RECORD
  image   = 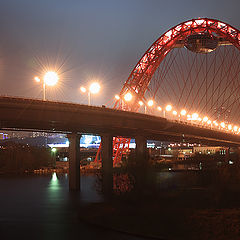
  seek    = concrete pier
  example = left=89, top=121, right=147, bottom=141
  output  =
left=101, top=134, right=113, bottom=194
left=68, top=133, right=81, bottom=191
left=135, top=135, right=148, bottom=164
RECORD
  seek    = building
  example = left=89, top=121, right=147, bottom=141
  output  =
left=0, top=133, right=8, bottom=140
left=193, top=146, right=226, bottom=155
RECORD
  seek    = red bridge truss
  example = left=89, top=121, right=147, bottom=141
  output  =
left=95, top=18, right=240, bottom=166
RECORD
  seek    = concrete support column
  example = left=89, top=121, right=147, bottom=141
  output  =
left=67, top=133, right=81, bottom=191
left=135, top=135, right=148, bottom=164
left=101, top=134, right=113, bottom=194
left=135, top=135, right=148, bottom=198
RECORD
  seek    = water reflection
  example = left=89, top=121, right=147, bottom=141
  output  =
left=113, top=173, right=135, bottom=195
left=49, top=172, right=60, bottom=191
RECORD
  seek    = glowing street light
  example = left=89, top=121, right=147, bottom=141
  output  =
left=164, top=104, right=172, bottom=118
left=228, top=124, right=232, bottom=131
left=192, top=113, right=199, bottom=120
left=51, top=147, right=57, bottom=153
left=80, top=82, right=101, bottom=105
left=34, top=71, right=59, bottom=101
left=124, top=92, right=132, bottom=102
left=180, top=109, right=186, bottom=116
left=80, top=87, right=87, bottom=93
left=138, top=100, right=146, bottom=113
left=147, top=100, right=154, bottom=107
left=203, top=116, right=208, bottom=122
left=233, top=126, right=238, bottom=132
left=89, top=82, right=100, bottom=94
left=166, top=105, right=172, bottom=112
left=157, top=106, right=162, bottom=111
left=115, top=94, right=120, bottom=100
left=34, top=76, right=40, bottom=83
left=213, top=121, right=218, bottom=127
left=44, top=71, right=59, bottom=86
left=172, top=110, right=177, bottom=116
left=220, top=122, right=225, bottom=128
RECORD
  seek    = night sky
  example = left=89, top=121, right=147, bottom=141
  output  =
left=0, top=0, right=239, bottom=106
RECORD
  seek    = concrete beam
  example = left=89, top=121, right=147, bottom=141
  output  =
left=68, top=133, right=81, bottom=191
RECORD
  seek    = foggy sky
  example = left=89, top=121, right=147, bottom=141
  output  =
left=0, top=0, right=239, bottom=106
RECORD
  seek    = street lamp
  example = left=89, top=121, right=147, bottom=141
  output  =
left=164, top=104, right=172, bottom=118
left=220, top=122, right=225, bottom=129
left=80, top=82, right=100, bottom=105
left=192, top=113, right=199, bottom=120
left=172, top=110, right=177, bottom=116
left=147, top=100, right=154, bottom=107
left=34, top=71, right=59, bottom=101
left=180, top=109, right=186, bottom=116
left=124, top=92, right=132, bottom=102
left=115, top=94, right=120, bottom=100
left=203, top=116, right=208, bottom=123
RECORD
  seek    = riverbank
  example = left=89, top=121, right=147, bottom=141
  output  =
left=78, top=191, right=240, bottom=240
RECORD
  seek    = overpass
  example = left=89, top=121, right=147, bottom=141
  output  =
left=1, top=96, right=240, bottom=190
left=1, top=96, right=240, bottom=146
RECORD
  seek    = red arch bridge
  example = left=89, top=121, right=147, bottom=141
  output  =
left=0, top=95, right=240, bottom=190
left=0, top=17, right=239, bottom=190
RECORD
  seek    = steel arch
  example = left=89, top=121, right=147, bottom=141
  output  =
left=116, top=18, right=240, bottom=111
left=96, top=18, right=240, bottom=166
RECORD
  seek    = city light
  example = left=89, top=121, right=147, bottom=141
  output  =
left=220, top=122, right=225, bottom=128
left=147, top=100, right=154, bottom=107
left=51, top=172, right=58, bottom=182
left=80, top=86, right=87, bottom=93
left=34, top=71, right=59, bottom=101
left=89, top=82, right=100, bottom=94
left=94, top=90, right=240, bottom=135
left=166, top=105, right=172, bottom=112
left=172, top=110, right=177, bottom=116
left=34, top=76, right=40, bottom=82
left=80, top=82, right=100, bottom=105
left=233, top=126, right=238, bottom=132
left=44, top=71, right=59, bottom=86
left=192, top=113, right=199, bottom=120
left=203, top=116, right=208, bottom=122
left=51, top=147, right=57, bottom=153
left=180, top=109, right=186, bottom=116
left=80, top=91, right=240, bottom=134
left=124, top=92, right=132, bottom=102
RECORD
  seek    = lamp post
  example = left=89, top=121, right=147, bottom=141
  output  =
left=147, top=99, right=154, bottom=114
left=80, top=82, right=100, bottom=105
left=34, top=71, right=59, bottom=101
left=164, top=104, right=172, bottom=118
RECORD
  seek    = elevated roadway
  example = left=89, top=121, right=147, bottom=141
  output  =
left=0, top=96, right=240, bottom=147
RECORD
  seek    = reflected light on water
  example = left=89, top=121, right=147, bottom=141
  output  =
left=52, top=172, right=58, bottom=182
left=49, top=172, right=60, bottom=191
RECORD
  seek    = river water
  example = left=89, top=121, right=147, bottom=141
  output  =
left=0, top=170, right=227, bottom=240
left=1, top=172, right=164, bottom=240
